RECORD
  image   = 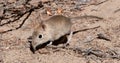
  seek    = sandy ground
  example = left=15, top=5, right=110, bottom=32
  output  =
left=0, top=0, right=120, bottom=63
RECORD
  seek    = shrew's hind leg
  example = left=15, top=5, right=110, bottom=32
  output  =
left=64, top=31, right=73, bottom=46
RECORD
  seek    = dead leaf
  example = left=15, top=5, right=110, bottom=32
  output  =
left=46, top=7, right=52, bottom=15
left=57, top=7, right=63, bottom=15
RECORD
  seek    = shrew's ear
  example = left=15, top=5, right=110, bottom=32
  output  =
left=40, top=21, right=46, bottom=31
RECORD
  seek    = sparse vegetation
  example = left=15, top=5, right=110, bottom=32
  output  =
left=0, top=0, right=120, bottom=63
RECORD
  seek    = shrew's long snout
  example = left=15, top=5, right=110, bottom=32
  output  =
left=30, top=43, right=36, bottom=53
left=27, top=36, right=36, bottom=53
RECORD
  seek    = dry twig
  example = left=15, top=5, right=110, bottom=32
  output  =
left=0, top=2, right=43, bottom=34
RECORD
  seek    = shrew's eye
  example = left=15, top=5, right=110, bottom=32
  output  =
left=38, top=35, right=42, bottom=38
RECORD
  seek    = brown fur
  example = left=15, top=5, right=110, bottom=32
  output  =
left=29, top=15, right=72, bottom=52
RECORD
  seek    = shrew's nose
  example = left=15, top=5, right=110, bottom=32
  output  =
left=27, top=36, right=33, bottom=43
